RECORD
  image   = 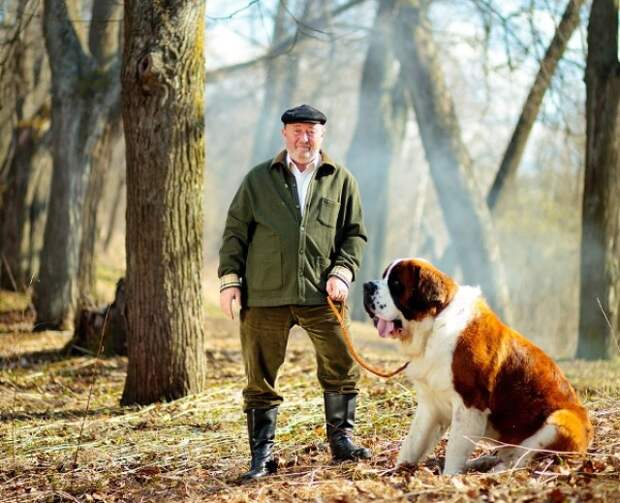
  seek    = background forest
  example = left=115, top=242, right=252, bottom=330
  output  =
left=0, top=0, right=619, bottom=501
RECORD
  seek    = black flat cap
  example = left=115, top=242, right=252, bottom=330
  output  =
left=281, top=104, right=327, bottom=125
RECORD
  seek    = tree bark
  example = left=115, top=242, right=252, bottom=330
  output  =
left=77, top=106, right=122, bottom=309
left=487, top=0, right=586, bottom=211
left=33, top=0, right=120, bottom=330
left=577, top=0, right=620, bottom=360
left=121, top=0, right=207, bottom=404
left=103, top=172, right=126, bottom=252
left=394, top=0, right=511, bottom=321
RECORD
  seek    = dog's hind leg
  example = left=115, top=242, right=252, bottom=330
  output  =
left=397, top=391, right=446, bottom=467
left=443, top=402, right=488, bottom=475
left=493, top=408, right=592, bottom=472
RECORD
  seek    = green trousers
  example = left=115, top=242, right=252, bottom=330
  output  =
left=239, top=304, right=360, bottom=411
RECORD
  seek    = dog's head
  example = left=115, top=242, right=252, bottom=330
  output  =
left=363, top=258, right=457, bottom=339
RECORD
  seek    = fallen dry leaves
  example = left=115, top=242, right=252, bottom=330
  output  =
left=1, top=310, right=619, bottom=502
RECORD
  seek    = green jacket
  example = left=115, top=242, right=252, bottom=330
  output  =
left=218, top=150, right=367, bottom=307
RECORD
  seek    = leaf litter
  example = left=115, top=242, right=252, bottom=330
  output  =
left=0, top=314, right=619, bottom=502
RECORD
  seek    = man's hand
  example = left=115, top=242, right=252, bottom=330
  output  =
left=220, top=287, right=242, bottom=320
left=326, top=276, right=349, bottom=302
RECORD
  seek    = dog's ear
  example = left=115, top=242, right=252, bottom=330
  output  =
left=393, top=263, right=454, bottom=320
left=417, top=267, right=450, bottom=307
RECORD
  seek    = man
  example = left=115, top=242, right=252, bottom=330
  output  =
left=218, top=104, right=369, bottom=482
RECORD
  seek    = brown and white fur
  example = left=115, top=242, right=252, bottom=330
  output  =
left=363, top=258, right=592, bottom=475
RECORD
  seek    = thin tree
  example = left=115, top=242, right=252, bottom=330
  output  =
left=250, top=1, right=289, bottom=164
left=577, top=0, right=620, bottom=360
left=121, top=0, right=207, bottom=404
left=394, top=0, right=511, bottom=321
left=0, top=0, right=50, bottom=291
left=346, top=0, right=406, bottom=318
left=487, top=0, right=586, bottom=212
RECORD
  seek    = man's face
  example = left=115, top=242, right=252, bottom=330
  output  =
left=282, top=122, right=325, bottom=164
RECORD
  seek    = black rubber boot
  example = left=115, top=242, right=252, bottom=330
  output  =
left=238, top=407, right=278, bottom=482
left=324, top=393, right=371, bottom=462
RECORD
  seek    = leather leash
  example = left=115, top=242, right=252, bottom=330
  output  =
left=327, top=297, right=409, bottom=379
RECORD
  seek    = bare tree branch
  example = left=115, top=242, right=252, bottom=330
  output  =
left=206, top=0, right=368, bottom=82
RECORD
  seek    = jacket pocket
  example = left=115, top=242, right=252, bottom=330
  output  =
left=246, top=231, right=282, bottom=291
left=246, top=250, right=282, bottom=290
left=317, top=197, right=340, bottom=227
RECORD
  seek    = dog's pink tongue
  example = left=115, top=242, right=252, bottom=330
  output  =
left=377, top=318, right=395, bottom=338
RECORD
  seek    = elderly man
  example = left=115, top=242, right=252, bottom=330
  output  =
left=218, top=104, right=369, bottom=481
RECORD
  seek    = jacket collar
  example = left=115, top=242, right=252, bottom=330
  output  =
left=270, top=150, right=336, bottom=174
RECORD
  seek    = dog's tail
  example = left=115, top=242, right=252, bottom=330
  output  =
left=545, top=407, right=593, bottom=453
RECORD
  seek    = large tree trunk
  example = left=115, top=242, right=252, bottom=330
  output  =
left=33, top=0, right=120, bottom=330
left=121, top=0, right=207, bottom=405
left=577, top=0, right=620, bottom=360
left=347, top=0, right=405, bottom=319
left=76, top=0, right=123, bottom=310
left=487, top=0, right=586, bottom=212
left=394, top=0, right=511, bottom=321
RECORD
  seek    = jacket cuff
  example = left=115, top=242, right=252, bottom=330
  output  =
left=219, top=273, right=241, bottom=292
left=328, top=266, right=353, bottom=288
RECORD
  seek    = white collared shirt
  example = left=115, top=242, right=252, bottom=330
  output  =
left=286, top=152, right=321, bottom=217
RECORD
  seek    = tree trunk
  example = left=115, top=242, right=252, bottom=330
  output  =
left=0, top=0, right=51, bottom=291
left=577, top=0, right=620, bottom=360
left=33, top=0, right=120, bottom=330
left=71, top=278, right=127, bottom=356
left=77, top=108, right=122, bottom=309
left=76, top=0, right=123, bottom=310
left=394, top=0, right=511, bottom=321
left=0, top=115, right=49, bottom=290
left=250, top=2, right=289, bottom=164
left=347, top=0, right=405, bottom=319
left=103, top=172, right=126, bottom=252
left=121, top=0, right=207, bottom=405
left=487, top=0, right=586, bottom=211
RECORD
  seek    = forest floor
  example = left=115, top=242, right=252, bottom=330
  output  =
left=1, top=289, right=619, bottom=502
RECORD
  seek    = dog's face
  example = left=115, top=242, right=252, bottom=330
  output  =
left=363, top=258, right=457, bottom=338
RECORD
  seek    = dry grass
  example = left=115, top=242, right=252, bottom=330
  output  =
left=1, top=299, right=619, bottom=502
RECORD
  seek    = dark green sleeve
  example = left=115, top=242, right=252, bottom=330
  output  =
left=334, top=175, right=367, bottom=280
left=218, top=177, right=254, bottom=278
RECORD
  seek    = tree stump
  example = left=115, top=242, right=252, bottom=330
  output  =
left=70, top=278, right=127, bottom=356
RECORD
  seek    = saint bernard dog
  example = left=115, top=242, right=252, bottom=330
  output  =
left=363, top=258, right=592, bottom=475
